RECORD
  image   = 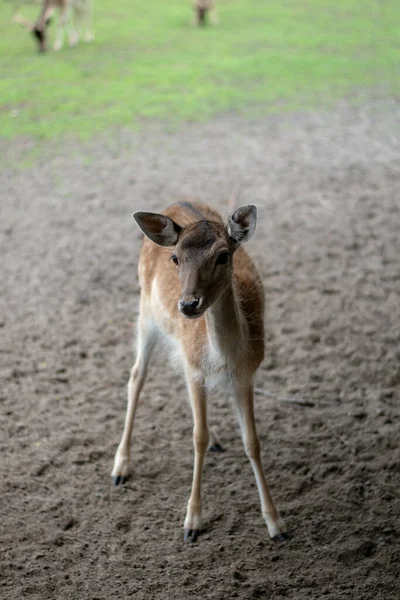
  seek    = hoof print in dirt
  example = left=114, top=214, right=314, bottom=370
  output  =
left=272, top=532, right=290, bottom=543
left=112, top=475, right=127, bottom=486
left=184, top=528, right=200, bottom=543
left=208, top=443, right=225, bottom=453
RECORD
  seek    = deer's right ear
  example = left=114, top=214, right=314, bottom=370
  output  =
left=133, top=212, right=182, bottom=247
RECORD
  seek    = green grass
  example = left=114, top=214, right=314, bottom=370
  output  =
left=0, top=0, right=399, bottom=140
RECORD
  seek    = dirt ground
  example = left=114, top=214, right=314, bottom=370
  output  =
left=1, top=100, right=399, bottom=600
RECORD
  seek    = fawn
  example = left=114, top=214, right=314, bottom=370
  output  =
left=112, top=201, right=287, bottom=543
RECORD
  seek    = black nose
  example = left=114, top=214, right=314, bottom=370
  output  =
left=180, top=298, right=200, bottom=312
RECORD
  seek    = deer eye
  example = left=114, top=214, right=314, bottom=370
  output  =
left=216, top=252, right=229, bottom=265
left=171, top=254, right=179, bottom=266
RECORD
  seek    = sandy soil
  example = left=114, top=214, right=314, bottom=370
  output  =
left=1, top=101, right=399, bottom=599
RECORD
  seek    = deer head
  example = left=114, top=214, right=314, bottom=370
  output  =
left=134, top=206, right=257, bottom=319
left=13, top=13, right=52, bottom=52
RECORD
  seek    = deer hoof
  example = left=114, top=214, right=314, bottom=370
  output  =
left=184, top=528, right=200, bottom=543
left=272, top=531, right=290, bottom=543
left=69, top=33, right=79, bottom=47
left=112, top=475, right=127, bottom=486
left=208, top=442, right=225, bottom=453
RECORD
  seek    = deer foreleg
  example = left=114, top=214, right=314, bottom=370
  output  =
left=112, top=316, right=157, bottom=484
left=233, top=379, right=288, bottom=541
left=184, top=374, right=209, bottom=542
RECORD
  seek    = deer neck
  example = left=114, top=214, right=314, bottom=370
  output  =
left=205, top=283, right=246, bottom=359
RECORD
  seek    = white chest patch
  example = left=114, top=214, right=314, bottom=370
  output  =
left=201, top=341, right=235, bottom=391
left=149, top=278, right=239, bottom=390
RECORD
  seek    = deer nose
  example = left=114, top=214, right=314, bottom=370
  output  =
left=180, top=298, right=200, bottom=311
left=179, top=297, right=202, bottom=317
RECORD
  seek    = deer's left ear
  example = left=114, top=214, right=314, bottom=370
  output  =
left=227, top=205, right=257, bottom=245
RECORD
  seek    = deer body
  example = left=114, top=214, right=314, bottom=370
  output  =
left=193, top=0, right=218, bottom=26
left=140, top=204, right=263, bottom=382
left=112, top=201, right=287, bottom=543
left=12, top=0, right=94, bottom=51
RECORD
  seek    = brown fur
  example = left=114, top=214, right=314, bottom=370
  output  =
left=12, top=0, right=93, bottom=52
left=193, top=0, right=217, bottom=26
left=139, top=201, right=264, bottom=371
left=112, top=201, right=287, bottom=542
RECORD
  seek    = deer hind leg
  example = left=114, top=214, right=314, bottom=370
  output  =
left=83, top=0, right=95, bottom=42
left=233, top=379, right=288, bottom=541
left=184, top=374, right=209, bottom=542
left=209, top=5, right=219, bottom=25
left=53, top=7, right=67, bottom=50
left=66, top=8, right=79, bottom=47
left=111, top=316, right=157, bottom=485
left=74, top=0, right=94, bottom=43
left=53, top=5, right=77, bottom=50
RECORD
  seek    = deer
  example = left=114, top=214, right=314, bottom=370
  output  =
left=193, top=0, right=218, bottom=26
left=11, top=0, right=94, bottom=52
left=111, top=201, right=288, bottom=543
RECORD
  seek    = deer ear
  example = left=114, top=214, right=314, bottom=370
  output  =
left=133, top=212, right=182, bottom=247
left=227, top=205, right=257, bottom=245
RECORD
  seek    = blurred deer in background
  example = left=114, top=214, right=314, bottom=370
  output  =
left=11, top=0, right=94, bottom=52
left=112, top=201, right=288, bottom=544
left=193, top=0, right=218, bottom=26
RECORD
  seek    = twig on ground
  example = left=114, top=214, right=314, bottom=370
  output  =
left=254, top=387, right=315, bottom=407
left=255, top=388, right=340, bottom=407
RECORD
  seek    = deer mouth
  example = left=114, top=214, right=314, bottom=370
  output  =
left=178, top=303, right=207, bottom=319
left=182, top=312, right=203, bottom=320
left=179, top=307, right=205, bottom=319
